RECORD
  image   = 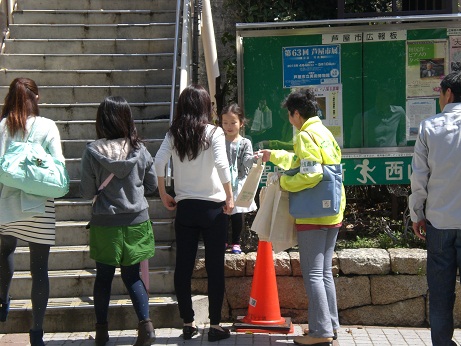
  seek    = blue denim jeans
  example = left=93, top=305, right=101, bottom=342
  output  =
left=426, top=223, right=461, bottom=346
left=297, top=228, right=340, bottom=338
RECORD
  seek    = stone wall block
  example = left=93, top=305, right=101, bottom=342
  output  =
left=370, top=275, right=427, bottom=305
left=192, top=258, right=207, bottom=278
left=277, top=276, right=308, bottom=309
left=274, top=251, right=292, bottom=276
left=338, top=248, right=390, bottom=275
left=332, top=252, right=339, bottom=276
left=244, top=251, right=291, bottom=276
left=280, top=308, right=309, bottom=324
left=224, top=254, right=246, bottom=277
left=245, top=252, right=257, bottom=276
left=339, top=297, right=426, bottom=327
left=455, top=284, right=461, bottom=327
left=191, top=278, right=208, bottom=294
left=290, top=252, right=302, bottom=276
left=335, top=276, right=371, bottom=310
left=225, top=277, right=253, bottom=309
left=389, top=248, right=427, bottom=274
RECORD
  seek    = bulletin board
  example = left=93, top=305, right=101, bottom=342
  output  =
left=236, top=15, right=461, bottom=185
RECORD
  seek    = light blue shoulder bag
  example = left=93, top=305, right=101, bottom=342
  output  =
left=286, top=131, right=342, bottom=218
left=0, top=119, right=69, bottom=198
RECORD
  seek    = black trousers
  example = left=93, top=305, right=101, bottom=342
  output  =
left=174, top=199, right=227, bottom=325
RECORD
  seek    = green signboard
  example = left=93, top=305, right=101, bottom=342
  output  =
left=237, top=17, right=461, bottom=185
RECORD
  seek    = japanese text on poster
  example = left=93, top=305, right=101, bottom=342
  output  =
left=406, top=39, right=448, bottom=98
left=282, top=45, right=341, bottom=88
left=405, top=99, right=436, bottom=141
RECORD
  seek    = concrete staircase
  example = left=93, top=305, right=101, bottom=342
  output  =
left=0, top=0, right=205, bottom=333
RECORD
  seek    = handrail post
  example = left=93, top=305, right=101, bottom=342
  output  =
left=7, top=0, right=14, bottom=24
left=179, top=0, right=192, bottom=93
left=201, top=0, right=220, bottom=119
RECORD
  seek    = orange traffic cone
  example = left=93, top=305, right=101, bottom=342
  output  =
left=234, top=240, right=293, bottom=334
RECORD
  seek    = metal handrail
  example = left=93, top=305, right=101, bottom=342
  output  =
left=169, top=0, right=182, bottom=127
left=179, top=0, right=192, bottom=93
left=7, top=0, right=15, bottom=25
left=166, top=0, right=195, bottom=186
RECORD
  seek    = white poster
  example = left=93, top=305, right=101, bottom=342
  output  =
left=406, top=99, right=436, bottom=141
left=311, top=84, right=343, bottom=147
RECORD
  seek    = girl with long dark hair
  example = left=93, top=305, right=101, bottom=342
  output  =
left=155, top=85, right=233, bottom=342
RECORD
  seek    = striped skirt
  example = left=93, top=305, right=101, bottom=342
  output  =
left=0, top=199, right=56, bottom=245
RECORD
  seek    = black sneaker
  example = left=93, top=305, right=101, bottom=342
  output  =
left=208, top=327, right=230, bottom=342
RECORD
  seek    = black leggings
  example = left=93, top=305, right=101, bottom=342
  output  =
left=0, top=235, right=50, bottom=330
left=94, top=261, right=149, bottom=324
left=230, top=213, right=244, bottom=245
left=174, top=199, right=227, bottom=325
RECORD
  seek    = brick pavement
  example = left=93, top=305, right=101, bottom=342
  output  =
left=2, top=324, right=461, bottom=345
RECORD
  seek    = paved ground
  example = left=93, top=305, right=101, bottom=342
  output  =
left=2, top=324, right=461, bottom=345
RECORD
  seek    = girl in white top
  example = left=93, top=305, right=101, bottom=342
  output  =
left=155, top=85, right=233, bottom=342
left=219, top=104, right=257, bottom=254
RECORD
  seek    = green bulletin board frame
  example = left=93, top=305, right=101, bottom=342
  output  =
left=236, top=15, right=461, bottom=186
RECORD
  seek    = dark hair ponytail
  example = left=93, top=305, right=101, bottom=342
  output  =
left=2, top=78, right=40, bottom=137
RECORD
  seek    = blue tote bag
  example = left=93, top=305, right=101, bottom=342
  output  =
left=287, top=164, right=342, bottom=218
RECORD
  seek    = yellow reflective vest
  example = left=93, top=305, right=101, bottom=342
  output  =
left=269, top=116, right=346, bottom=225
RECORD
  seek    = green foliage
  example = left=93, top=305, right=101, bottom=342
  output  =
left=220, top=32, right=238, bottom=103
left=223, top=0, right=337, bottom=23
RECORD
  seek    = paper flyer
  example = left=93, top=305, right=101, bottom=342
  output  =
left=406, top=40, right=448, bottom=98
left=450, top=36, right=461, bottom=73
left=406, top=99, right=436, bottom=141
left=311, top=84, right=343, bottom=147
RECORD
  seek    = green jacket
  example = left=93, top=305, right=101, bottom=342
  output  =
left=270, top=116, right=346, bottom=225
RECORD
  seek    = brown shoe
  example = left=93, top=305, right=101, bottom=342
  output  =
left=133, top=319, right=155, bottom=346
left=303, top=328, right=337, bottom=340
left=293, top=335, right=333, bottom=345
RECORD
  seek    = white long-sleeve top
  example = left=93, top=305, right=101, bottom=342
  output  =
left=409, top=102, right=461, bottom=229
left=154, top=124, right=231, bottom=203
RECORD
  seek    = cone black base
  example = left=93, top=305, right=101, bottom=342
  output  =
left=233, top=316, right=293, bottom=334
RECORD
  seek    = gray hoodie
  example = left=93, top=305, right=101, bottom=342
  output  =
left=80, top=138, right=157, bottom=227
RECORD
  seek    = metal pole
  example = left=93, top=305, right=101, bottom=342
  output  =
left=7, top=0, right=14, bottom=24
left=201, top=0, right=220, bottom=117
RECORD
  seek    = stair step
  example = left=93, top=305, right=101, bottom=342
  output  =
left=15, top=219, right=174, bottom=246
left=1, top=294, right=214, bottom=333
left=55, top=199, right=175, bottom=221
left=18, top=0, right=177, bottom=11
left=9, top=23, right=176, bottom=39
left=13, top=10, right=177, bottom=24
left=0, top=53, right=174, bottom=69
left=0, top=69, right=174, bottom=86
left=62, top=139, right=163, bottom=160
left=32, top=103, right=170, bottom=121
left=0, top=85, right=172, bottom=104
left=9, top=266, right=175, bottom=299
left=0, top=102, right=171, bottom=121
left=4, top=38, right=175, bottom=54
left=13, top=243, right=175, bottom=271
left=55, top=119, right=169, bottom=140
